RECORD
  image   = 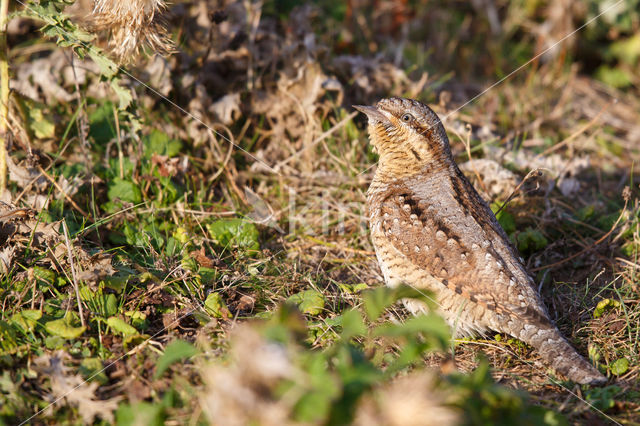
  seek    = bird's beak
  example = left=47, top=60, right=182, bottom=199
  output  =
left=353, top=104, right=390, bottom=124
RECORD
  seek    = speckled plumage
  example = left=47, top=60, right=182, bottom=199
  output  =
left=356, top=97, right=605, bottom=385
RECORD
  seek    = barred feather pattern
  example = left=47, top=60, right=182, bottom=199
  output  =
left=360, top=97, right=606, bottom=385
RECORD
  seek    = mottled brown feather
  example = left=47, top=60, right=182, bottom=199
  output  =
left=359, top=96, right=606, bottom=385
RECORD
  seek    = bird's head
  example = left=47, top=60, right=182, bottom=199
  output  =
left=354, top=97, right=453, bottom=176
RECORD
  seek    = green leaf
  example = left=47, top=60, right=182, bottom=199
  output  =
left=287, top=289, right=326, bottom=315
left=103, top=293, right=119, bottom=317
left=0, top=321, right=18, bottom=350
left=199, top=267, right=220, bottom=285
left=516, top=227, right=548, bottom=253
left=45, top=335, right=65, bottom=350
left=107, top=178, right=142, bottom=203
left=33, top=266, right=56, bottom=286
left=143, top=130, right=183, bottom=158
left=204, top=292, right=229, bottom=318
left=363, top=285, right=436, bottom=321
left=79, top=358, right=108, bottom=385
left=45, top=314, right=86, bottom=339
left=610, top=358, right=629, bottom=376
left=10, top=310, right=42, bottom=332
left=81, top=288, right=118, bottom=318
left=373, top=314, right=450, bottom=351
left=106, top=316, right=138, bottom=336
left=102, top=275, right=130, bottom=293
left=206, top=218, right=260, bottom=251
left=89, top=102, right=116, bottom=145
left=593, top=298, right=621, bottom=318
left=610, top=33, right=640, bottom=65
left=337, top=282, right=369, bottom=294
left=491, top=203, right=516, bottom=234
left=595, top=65, right=633, bottom=88
left=111, top=79, right=133, bottom=110
left=336, top=309, right=366, bottom=339
left=154, top=340, right=199, bottom=378
left=116, top=402, right=165, bottom=426
left=585, top=386, right=621, bottom=411
left=125, top=311, right=148, bottom=331
left=18, top=96, right=56, bottom=139
left=88, top=48, right=118, bottom=77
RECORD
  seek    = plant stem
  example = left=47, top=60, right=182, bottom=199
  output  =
left=0, top=0, right=9, bottom=194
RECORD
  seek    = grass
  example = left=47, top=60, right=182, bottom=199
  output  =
left=1, top=0, right=640, bottom=424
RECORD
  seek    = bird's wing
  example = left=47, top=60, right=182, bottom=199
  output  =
left=379, top=175, right=550, bottom=327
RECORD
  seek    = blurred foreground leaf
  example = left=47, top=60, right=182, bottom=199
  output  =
left=154, top=340, right=199, bottom=378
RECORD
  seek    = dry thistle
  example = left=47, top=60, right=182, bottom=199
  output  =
left=90, top=0, right=174, bottom=62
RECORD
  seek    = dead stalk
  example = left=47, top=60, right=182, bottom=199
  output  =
left=62, top=221, right=86, bottom=327
left=0, top=0, right=9, bottom=194
left=37, top=165, right=88, bottom=216
left=113, top=105, right=124, bottom=179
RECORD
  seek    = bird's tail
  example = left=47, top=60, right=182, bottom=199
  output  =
left=516, top=324, right=606, bottom=385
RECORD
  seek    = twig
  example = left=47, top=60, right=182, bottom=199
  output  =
left=536, top=99, right=615, bottom=158
left=494, top=168, right=545, bottom=216
left=531, top=195, right=629, bottom=272
left=207, top=125, right=234, bottom=183
left=62, top=221, right=85, bottom=327
left=274, top=111, right=358, bottom=171
left=37, top=165, right=88, bottom=216
left=0, top=0, right=9, bottom=194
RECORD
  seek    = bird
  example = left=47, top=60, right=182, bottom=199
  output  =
left=354, top=97, right=606, bottom=385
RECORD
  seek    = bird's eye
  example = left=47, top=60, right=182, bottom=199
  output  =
left=401, top=113, right=414, bottom=122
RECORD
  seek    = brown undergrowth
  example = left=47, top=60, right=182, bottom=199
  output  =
left=2, top=0, right=640, bottom=424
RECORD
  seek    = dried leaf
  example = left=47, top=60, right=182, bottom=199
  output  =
left=34, top=351, right=119, bottom=424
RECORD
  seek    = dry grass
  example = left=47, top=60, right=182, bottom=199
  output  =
left=2, top=0, right=640, bottom=424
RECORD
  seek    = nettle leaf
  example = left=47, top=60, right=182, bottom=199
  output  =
left=45, top=314, right=86, bottom=339
left=373, top=314, right=450, bottom=355
left=154, top=340, right=199, bottom=378
left=363, top=285, right=437, bottom=321
left=206, top=218, right=260, bottom=251
left=107, top=317, right=138, bottom=336
left=287, top=289, right=326, bottom=315
left=107, top=178, right=142, bottom=203
left=335, top=309, right=366, bottom=339
left=610, top=358, right=629, bottom=376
